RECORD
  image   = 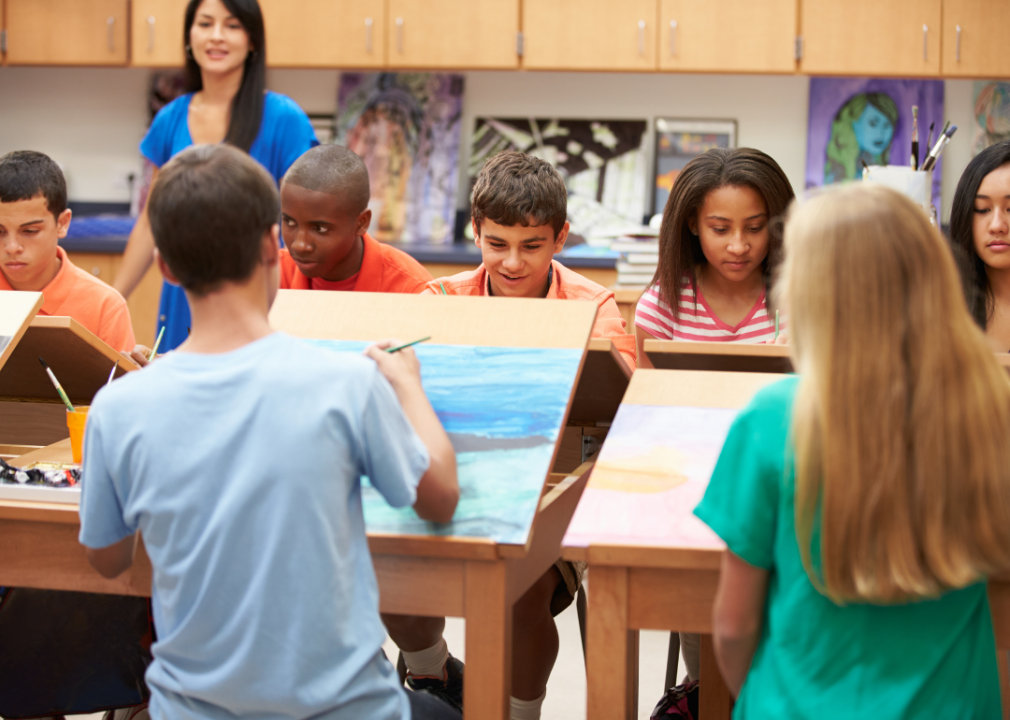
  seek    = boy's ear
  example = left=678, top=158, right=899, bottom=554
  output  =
left=261, top=224, right=280, bottom=267
left=471, top=217, right=481, bottom=247
left=154, top=248, right=181, bottom=287
left=552, top=221, right=570, bottom=253
left=55, top=209, right=72, bottom=239
left=355, top=208, right=372, bottom=237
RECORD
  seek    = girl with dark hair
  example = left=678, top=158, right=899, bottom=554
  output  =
left=949, top=139, right=1010, bottom=350
left=635, top=148, right=795, bottom=367
left=115, top=0, right=317, bottom=352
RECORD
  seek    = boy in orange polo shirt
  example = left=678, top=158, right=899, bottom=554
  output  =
left=391, top=151, right=635, bottom=720
left=0, top=151, right=136, bottom=352
left=279, top=145, right=432, bottom=293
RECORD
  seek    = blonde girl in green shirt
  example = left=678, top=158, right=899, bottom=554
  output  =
left=695, top=183, right=1010, bottom=718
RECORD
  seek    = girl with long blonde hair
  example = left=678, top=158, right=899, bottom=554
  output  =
left=694, top=184, right=1010, bottom=717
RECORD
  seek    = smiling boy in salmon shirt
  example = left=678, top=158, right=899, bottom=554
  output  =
left=388, top=151, right=635, bottom=720
left=279, top=145, right=432, bottom=293
left=0, top=151, right=135, bottom=352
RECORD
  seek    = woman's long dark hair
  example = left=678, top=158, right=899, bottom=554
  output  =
left=183, top=0, right=266, bottom=152
left=949, top=140, right=1010, bottom=329
left=652, top=147, right=795, bottom=318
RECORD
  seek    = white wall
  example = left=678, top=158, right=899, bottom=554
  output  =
left=0, top=65, right=977, bottom=221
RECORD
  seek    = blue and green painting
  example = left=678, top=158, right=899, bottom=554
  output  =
left=308, top=340, right=583, bottom=545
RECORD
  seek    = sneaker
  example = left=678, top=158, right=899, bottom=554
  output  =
left=405, top=653, right=464, bottom=712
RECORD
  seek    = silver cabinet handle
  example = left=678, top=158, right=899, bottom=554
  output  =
left=396, top=17, right=403, bottom=54
left=365, top=17, right=373, bottom=53
left=147, top=16, right=155, bottom=53
left=669, top=19, right=677, bottom=56
left=956, top=24, right=961, bottom=62
left=638, top=19, right=645, bottom=56
left=922, top=24, right=928, bottom=61
left=107, top=16, right=115, bottom=52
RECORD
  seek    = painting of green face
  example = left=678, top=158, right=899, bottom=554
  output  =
left=852, top=103, right=896, bottom=157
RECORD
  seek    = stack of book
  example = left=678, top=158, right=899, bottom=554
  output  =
left=612, top=234, right=659, bottom=288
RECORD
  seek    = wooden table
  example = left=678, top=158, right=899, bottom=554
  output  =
left=0, top=441, right=594, bottom=720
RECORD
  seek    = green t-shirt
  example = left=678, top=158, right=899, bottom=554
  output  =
left=694, top=376, right=1001, bottom=719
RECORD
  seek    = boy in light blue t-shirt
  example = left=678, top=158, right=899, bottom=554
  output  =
left=78, top=144, right=462, bottom=720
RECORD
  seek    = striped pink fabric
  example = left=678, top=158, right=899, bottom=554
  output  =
left=635, top=280, right=776, bottom=344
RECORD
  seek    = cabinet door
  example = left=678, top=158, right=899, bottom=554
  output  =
left=942, top=0, right=1010, bottom=78
left=387, top=0, right=518, bottom=69
left=6, top=0, right=128, bottom=65
left=522, top=0, right=657, bottom=71
left=659, top=0, right=796, bottom=73
left=131, top=0, right=187, bottom=68
left=65, top=252, right=118, bottom=285
left=800, top=0, right=940, bottom=77
left=260, top=0, right=385, bottom=68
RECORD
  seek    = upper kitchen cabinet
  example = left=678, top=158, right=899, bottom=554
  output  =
left=522, top=0, right=657, bottom=71
left=941, top=0, right=1010, bottom=78
left=260, top=0, right=386, bottom=68
left=5, top=0, right=129, bottom=65
left=800, top=0, right=941, bottom=77
left=386, top=0, right=519, bottom=69
left=659, top=0, right=797, bottom=73
left=131, top=0, right=186, bottom=67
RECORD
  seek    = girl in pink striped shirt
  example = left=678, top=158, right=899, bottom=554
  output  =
left=636, top=148, right=795, bottom=367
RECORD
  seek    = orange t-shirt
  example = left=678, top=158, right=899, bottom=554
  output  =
left=422, top=260, right=637, bottom=369
left=279, top=232, right=432, bottom=293
left=0, top=246, right=136, bottom=352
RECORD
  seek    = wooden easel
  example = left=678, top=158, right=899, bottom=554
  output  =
left=644, top=338, right=793, bottom=373
left=564, top=369, right=783, bottom=720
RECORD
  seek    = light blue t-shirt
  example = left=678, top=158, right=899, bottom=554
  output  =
left=79, top=333, right=428, bottom=720
left=140, top=91, right=319, bottom=353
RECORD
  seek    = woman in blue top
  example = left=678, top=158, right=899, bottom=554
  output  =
left=696, top=184, right=1010, bottom=718
left=115, top=0, right=318, bottom=351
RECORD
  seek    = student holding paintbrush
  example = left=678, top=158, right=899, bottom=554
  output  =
left=79, top=144, right=461, bottom=720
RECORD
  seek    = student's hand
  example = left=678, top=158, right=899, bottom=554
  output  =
left=123, top=345, right=152, bottom=368
left=773, top=328, right=789, bottom=345
left=364, top=340, right=424, bottom=393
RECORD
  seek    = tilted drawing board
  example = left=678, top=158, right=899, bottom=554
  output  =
left=567, top=338, right=632, bottom=426
left=563, top=369, right=785, bottom=563
left=0, top=292, right=44, bottom=372
left=645, top=339, right=793, bottom=374
left=268, top=290, right=597, bottom=549
left=0, top=316, right=140, bottom=447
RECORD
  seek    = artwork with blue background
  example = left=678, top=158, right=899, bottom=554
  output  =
left=806, top=78, right=944, bottom=207
left=307, top=340, right=582, bottom=545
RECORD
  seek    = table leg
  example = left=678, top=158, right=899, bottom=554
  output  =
left=587, top=565, right=636, bottom=720
left=699, top=634, right=732, bottom=719
left=464, top=560, right=511, bottom=720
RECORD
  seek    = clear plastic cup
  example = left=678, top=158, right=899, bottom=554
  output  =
left=66, top=406, right=89, bottom=464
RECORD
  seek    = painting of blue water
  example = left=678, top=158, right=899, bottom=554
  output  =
left=307, top=340, right=583, bottom=545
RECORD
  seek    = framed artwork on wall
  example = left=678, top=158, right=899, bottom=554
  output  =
left=652, top=119, right=737, bottom=216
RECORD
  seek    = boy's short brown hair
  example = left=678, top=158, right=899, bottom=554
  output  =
left=471, top=151, right=567, bottom=238
left=148, top=144, right=279, bottom=296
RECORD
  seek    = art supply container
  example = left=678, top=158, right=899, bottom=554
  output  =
left=66, top=406, right=89, bottom=464
left=863, top=166, right=931, bottom=216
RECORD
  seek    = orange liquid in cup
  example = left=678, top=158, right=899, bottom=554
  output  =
left=66, top=406, right=89, bottom=464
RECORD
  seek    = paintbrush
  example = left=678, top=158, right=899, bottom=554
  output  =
left=39, top=357, right=75, bottom=412
left=105, top=362, right=117, bottom=386
left=911, top=105, right=919, bottom=170
left=148, top=326, right=165, bottom=361
left=386, top=336, right=431, bottom=353
left=922, top=125, right=958, bottom=172
left=925, top=122, right=935, bottom=156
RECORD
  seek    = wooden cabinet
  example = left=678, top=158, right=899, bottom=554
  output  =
left=659, top=0, right=796, bottom=73
left=131, top=0, right=186, bottom=68
left=800, top=0, right=941, bottom=77
left=260, top=0, right=386, bottom=68
left=386, top=0, right=518, bottom=69
left=941, top=0, right=1010, bottom=78
left=5, top=0, right=128, bottom=65
left=523, top=0, right=657, bottom=71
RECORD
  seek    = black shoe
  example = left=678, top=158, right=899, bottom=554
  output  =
left=405, top=654, right=464, bottom=712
